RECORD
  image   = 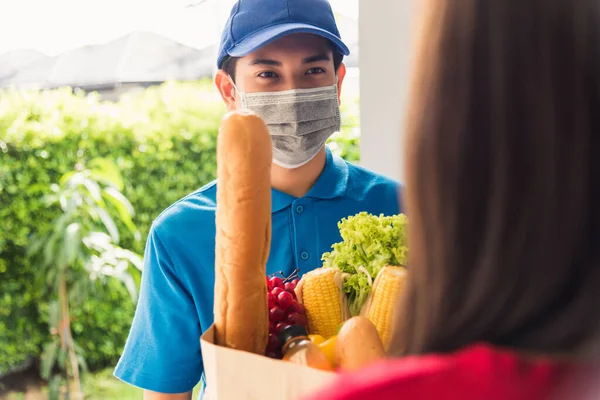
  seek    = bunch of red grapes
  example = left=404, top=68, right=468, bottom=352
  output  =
left=265, top=269, right=307, bottom=359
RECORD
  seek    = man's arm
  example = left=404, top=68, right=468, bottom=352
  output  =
left=144, top=390, right=192, bottom=400
left=114, top=226, right=204, bottom=394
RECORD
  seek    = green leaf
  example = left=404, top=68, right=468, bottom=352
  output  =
left=43, top=192, right=60, bottom=207
left=48, top=375, right=62, bottom=400
left=52, top=213, right=71, bottom=236
left=81, top=176, right=104, bottom=205
left=130, top=266, right=142, bottom=290
left=44, top=268, right=60, bottom=292
left=56, top=347, right=67, bottom=369
left=84, top=231, right=112, bottom=252
left=73, top=339, right=86, bottom=357
left=76, top=353, right=88, bottom=375
left=64, top=223, right=82, bottom=266
left=48, top=300, right=61, bottom=327
left=59, top=171, right=76, bottom=186
left=119, top=271, right=138, bottom=302
left=43, top=230, right=61, bottom=268
left=94, top=206, right=119, bottom=243
left=103, top=186, right=139, bottom=237
left=59, top=191, right=69, bottom=211
left=103, top=186, right=134, bottom=217
left=120, top=249, right=143, bottom=271
left=88, top=158, right=124, bottom=190
left=27, top=234, right=47, bottom=258
left=70, top=278, right=90, bottom=304
left=40, top=338, right=60, bottom=380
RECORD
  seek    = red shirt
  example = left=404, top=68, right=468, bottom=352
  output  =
left=305, top=344, right=596, bottom=400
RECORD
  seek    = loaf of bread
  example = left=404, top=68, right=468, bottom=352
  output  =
left=335, top=316, right=386, bottom=371
left=213, top=111, right=272, bottom=354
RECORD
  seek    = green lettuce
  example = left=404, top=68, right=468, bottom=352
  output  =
left=321, top=212, right=409, bottom=316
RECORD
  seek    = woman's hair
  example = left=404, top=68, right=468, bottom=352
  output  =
left=393, top=0, right=600, bottom=357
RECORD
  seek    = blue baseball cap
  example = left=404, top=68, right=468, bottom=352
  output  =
left=217, top=0, right=350, bottom=68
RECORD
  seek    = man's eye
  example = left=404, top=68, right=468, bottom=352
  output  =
left=258, top=71, right=279, bottom=78
left=306, top=68, right=325, bottom=75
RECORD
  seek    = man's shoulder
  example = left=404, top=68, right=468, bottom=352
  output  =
left=151, top=180, right=218, bottom=238
left=344, top=160, right=403, bottom=194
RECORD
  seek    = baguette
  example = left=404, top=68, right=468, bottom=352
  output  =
left=214, top=111, right=272, bottom=354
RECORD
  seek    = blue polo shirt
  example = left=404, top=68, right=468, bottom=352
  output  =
left=114, top=147, right=402, bottom=396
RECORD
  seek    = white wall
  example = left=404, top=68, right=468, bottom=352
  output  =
left=358, top=1, right=417, bottom=182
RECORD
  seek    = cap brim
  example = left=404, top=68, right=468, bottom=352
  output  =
left=228, top=23, right=350, bottom=59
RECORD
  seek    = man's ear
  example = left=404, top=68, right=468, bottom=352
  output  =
left=215, top=70, right=237, bottom=111
left=335, top=63, right=347, bottom=106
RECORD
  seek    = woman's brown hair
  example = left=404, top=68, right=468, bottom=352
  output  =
left=394, top=0, right=600, bottom=357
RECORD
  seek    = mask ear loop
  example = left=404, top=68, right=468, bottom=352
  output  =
left=228, top=76, right=248, bottom=110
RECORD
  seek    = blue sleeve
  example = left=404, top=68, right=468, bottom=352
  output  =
left=114, top=225, right=203, bottom=393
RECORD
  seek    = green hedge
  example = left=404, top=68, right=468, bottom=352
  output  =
left=0, top=81, right=360, bottom=376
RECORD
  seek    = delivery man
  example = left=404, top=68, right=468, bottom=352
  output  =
left=114, top=0, right=402, bottom=398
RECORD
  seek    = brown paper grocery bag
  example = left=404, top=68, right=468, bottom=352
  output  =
left=200, top=324, right=336, bottom=400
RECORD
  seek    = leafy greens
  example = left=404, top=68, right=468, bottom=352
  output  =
left=321, top=212, right=408, bottom=316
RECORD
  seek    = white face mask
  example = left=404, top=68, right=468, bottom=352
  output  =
left=231, top=81, right=341, bottom=169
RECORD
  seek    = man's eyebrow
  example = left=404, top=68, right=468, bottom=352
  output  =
left=302, top=54, right=331, bottom=64
left=248, top=58, right=282, bottom=66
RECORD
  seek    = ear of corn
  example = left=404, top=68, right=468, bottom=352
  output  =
left=360, top=266, right=407, bottom=350
left=296, top=268, right=350, bottom=339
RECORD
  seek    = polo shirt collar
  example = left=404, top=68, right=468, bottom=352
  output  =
left=271, top=147, right=349, bottom=213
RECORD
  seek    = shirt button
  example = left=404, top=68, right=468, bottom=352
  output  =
left=300, top=251, right=310, bottom=261
left=295, top=205, right=304, bottom=214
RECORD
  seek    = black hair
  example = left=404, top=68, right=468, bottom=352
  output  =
left=220, top=47, right=343, bottom=83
